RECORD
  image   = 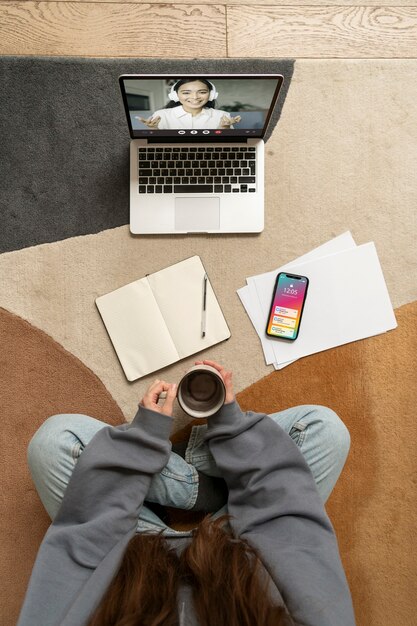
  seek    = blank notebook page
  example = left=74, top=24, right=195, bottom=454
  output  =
left=147, top=255, right=230, bottom=358
left=96, top=279, right=178, bottom=381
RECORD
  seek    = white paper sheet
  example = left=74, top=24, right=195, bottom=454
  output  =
left=255, top=242, right=397, bottom=365
left=237, top=231, right=357, bottom=367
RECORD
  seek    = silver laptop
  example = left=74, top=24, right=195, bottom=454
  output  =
left=119, top=74, right=284, bottom=234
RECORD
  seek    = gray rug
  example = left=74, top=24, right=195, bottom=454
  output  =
left=0, top=57, right=294, bottom=254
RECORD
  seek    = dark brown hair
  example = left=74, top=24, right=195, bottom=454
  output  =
left=88, top=515, right=293, bottom=626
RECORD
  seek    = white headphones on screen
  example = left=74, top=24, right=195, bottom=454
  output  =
left=168, top=79, right=218, bottom=103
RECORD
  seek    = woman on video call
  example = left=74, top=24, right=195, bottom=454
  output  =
left=136, top=77, right=242, bottom=130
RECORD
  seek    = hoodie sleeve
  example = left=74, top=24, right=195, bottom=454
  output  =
left=204, top=400, right=356, bottom=626
left=17, top=407, right=173, bottom=626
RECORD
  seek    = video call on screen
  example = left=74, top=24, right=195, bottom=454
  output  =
left=121, top=77, right=281, bottom=137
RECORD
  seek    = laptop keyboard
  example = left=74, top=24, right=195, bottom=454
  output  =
left=137, top=146, right=256, bottom=194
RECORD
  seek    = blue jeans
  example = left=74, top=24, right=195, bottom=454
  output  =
left=28, top=405, right=350, bottom=537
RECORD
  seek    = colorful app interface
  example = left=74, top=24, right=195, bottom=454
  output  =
left=267, top=274, right=308, bottom=339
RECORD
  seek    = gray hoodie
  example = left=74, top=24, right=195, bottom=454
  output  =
left=17, top=401, right=356, bottom=626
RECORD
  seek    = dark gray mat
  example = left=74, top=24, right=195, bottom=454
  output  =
left=0, top=57, right=294, bottom=254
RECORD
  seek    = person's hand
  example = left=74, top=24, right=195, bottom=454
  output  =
left=140, top=379, right=177, bottom=416
left=194, top=360, right=235, bottom=404
left=134, top=115, right=161, bottom=129
left=218, top=114, right=241, bottom=129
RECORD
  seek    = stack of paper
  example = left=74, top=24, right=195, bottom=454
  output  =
left=237, top=232, right=397, bottom=369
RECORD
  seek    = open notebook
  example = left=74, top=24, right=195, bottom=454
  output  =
left=96, top=256, right=230, bottom=381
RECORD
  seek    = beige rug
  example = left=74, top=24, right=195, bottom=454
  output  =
left=0, top=60, right=416, bottom=427
left=1, top=59, right=417, bottom=626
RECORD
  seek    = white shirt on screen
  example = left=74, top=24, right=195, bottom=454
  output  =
left=151, top=105, right=234, bottom=130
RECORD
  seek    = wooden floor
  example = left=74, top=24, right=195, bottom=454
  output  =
left=0, top=1, right=416, bottom=58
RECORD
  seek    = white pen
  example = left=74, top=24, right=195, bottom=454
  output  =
left=201, top=273, right=207, bottom=338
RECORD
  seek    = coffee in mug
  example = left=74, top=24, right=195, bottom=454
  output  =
left=177, top=364, right=226, bottom=418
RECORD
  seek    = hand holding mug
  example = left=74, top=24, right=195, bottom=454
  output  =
left=140, top=379, right=176, bottom=416
left=176, top=360, right=234, bottom=419
left=194, top=360, right=235, bottom=404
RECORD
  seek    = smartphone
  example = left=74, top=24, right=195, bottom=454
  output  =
left=265, top=272, right=309, bottom=341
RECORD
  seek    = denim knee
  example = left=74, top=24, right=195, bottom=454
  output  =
left=309, top=406, right=351, bottom=465
left=27, top=413, right=97, bottom=476
left=27, top=414, right=71, bottom=474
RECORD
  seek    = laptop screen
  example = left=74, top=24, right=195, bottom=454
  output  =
left=119, top=74, right=284, bottom=140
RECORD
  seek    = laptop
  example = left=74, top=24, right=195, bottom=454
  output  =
left=119, top=74, right=284, bottom=234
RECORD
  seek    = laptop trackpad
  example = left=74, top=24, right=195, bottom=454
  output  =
left=175, top=197, right=220, bottom=231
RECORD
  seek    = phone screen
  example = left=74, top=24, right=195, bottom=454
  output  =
left=266, top=273, right=309, bottom=340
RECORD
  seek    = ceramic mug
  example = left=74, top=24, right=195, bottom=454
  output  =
left=177, top=364, right=226, bottom=418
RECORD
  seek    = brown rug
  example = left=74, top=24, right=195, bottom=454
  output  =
left=0, top=308, right=126, bottom=626
left=237, top=300, right=417, bottom=626
left=2, top=302, right=416, bottom=626
left=135, top=300, right=417, bottom=626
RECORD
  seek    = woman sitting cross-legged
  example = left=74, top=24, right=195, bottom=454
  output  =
left=18, top=360, right=356, bottom=626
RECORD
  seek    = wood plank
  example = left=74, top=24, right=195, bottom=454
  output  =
left=0, top=2, right=226, bottom=56
left=228, top=6, right=417, bottom=58
left=29, top=0, right=417, bottom=6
